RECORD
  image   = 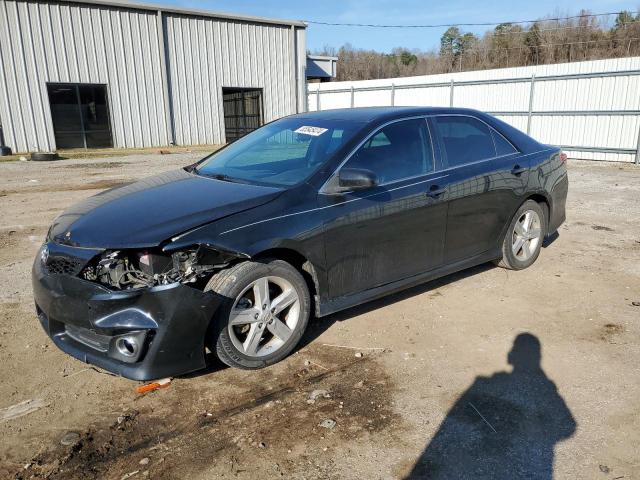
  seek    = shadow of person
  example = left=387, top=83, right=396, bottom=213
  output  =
left=406, top=333, right=576, bottom=480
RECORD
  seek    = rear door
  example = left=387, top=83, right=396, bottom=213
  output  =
left=431, top=115, right=529, bottom=264
left=322, top=117, right=449, bottom=298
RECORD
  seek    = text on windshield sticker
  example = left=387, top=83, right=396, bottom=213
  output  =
left=294, top=126, right=328, bottom=136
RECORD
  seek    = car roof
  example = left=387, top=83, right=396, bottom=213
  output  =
left=290, top=106, right=485, bottom=124
left=289, top=106, right=545, bottom=154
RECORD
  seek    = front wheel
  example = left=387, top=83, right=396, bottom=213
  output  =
left=496, top=200, right=546, bottom=270
left=205, top=259, right=310, bottom=369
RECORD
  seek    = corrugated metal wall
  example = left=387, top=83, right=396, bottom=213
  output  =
left=295, top=27, right=306, bottom=114
left=0, top=0, right=169, bottom=152
left=164, top=14, right=297, bottom=146
left=308, top=57, right=640, bottom=163
left=0, top=0, right=306, bottom=153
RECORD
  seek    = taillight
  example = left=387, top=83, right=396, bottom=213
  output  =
left=559, top=152, right=568, bottom=163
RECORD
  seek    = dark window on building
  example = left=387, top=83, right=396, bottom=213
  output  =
left=434, top=116, right=496, bottom=167
left=47, top=83, right=113, bottom=149
left=222, top=88, right=264, bottom=143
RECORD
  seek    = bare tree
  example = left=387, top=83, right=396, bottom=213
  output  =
left=315, top=9, right=640, bottom=81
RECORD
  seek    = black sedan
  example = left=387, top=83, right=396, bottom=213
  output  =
left=33, top=107, right=568, bottom=380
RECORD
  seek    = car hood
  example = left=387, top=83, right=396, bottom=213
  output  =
left=49, top=169, right=283, bottom=249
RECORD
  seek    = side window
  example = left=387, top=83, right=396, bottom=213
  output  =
left=344, top=118, right=433, bottom=184
left=434, top=116, right=496, bottom=167
left=492, top=130, right=518, bottom=156
left=368, top=131, right=391, bottom=148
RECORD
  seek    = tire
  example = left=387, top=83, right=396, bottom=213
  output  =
left=496, top=200, right=547, bottom=270
left=205, top=258, right=311, bottom=369
left=30, top=152, right=59, bottom=161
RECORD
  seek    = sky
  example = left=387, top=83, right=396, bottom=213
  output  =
left=158, top=0, right=639, bottom=53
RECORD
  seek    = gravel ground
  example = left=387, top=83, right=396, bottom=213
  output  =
left=0, top=154, right=638, bottom=479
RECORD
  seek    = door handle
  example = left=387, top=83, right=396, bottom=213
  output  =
left=511, top=165, right=527, bottom=175
left=427, top=185, right=447, bottom=198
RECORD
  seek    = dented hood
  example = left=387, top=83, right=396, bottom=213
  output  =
left=49, top=169, right=283, bottom=249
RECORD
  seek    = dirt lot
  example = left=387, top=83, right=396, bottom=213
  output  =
left=0, top=154, right=638, bottom=479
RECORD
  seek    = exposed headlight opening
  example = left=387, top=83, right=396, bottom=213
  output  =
left=80, top=245, right=245, bottom=290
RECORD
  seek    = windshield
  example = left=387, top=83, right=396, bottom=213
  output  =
left=194, top=117, right=364, bottom=187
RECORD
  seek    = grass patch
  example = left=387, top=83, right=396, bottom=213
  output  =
left=0, top=144, right=222, bottom=162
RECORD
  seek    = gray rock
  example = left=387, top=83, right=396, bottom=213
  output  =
left=307, top=389, right=330, bottom=404
left=319, top=419, right=336, bottom=429
left=60, top=431, right=80, bottom=446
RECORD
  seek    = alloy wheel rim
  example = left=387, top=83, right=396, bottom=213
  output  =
left=512, top=210, right=542, bottom=261
left=228, top=276, right=300, bottom=358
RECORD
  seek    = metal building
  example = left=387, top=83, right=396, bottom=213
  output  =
left=0, top=0, right=307, bottom=153
left=306, top=55, right=337, bottom=83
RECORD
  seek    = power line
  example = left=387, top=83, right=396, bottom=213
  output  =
left=337, top=37, right=640, bottom=66
left=466, top=37, right=640, bottom=54
left=315, top=20, right=640, bottom=43
left=305, top=10, right=640, bottom=29
left=487, top=19, right=640, bottom=37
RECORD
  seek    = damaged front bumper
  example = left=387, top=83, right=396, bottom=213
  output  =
left=32, top=241, right=222, bottom=381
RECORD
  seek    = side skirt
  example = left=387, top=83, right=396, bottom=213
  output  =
left=317, top=248, right=501, bottom=317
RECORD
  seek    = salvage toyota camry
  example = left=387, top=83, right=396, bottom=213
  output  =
left=33, top=107, right=568, bottom=380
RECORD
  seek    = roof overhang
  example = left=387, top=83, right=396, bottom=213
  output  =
left=31, top=0, right=307, bottom=28
left=307, top=55, right=338, bottom=61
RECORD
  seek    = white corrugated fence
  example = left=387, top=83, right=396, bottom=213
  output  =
left=307, top=57, right=640, bottom=163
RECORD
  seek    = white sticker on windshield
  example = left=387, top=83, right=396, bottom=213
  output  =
left=294, top=126, right=328, bottom=136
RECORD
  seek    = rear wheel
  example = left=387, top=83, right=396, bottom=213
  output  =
left=205, top=259, right=310, bottom=369
left=496, top=200, right=546, bottom=270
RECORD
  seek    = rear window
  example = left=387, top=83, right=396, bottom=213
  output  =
left=493, top=130, right=518, bottom=156
left=434, top=116, right=496, bottom=166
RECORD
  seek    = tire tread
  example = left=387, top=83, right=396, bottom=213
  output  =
left=495, top=199, right=546, bottom=271
left=204, top=259, right=310, bottom=370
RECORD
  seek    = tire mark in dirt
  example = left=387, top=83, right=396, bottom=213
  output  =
left=0, top=227, right=47, bottom=265
left=11, top=346, right=402, bottom=480
left=0, top=179, right=134, bottom=196
left=59, top=162, right=129, bottom=169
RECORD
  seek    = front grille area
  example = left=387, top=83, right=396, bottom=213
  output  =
left=45, top=255, right=85, bottom=276
left=65, top=324, right=111, bottom=352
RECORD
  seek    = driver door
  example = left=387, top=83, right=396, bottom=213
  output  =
left=321, top=118, right=449, bottom=299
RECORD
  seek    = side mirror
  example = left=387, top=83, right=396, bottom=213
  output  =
left=338, top=168, right=378, bottom=191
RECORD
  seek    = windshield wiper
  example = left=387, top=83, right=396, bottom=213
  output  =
left=198, top=172, right=239, bottom=183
